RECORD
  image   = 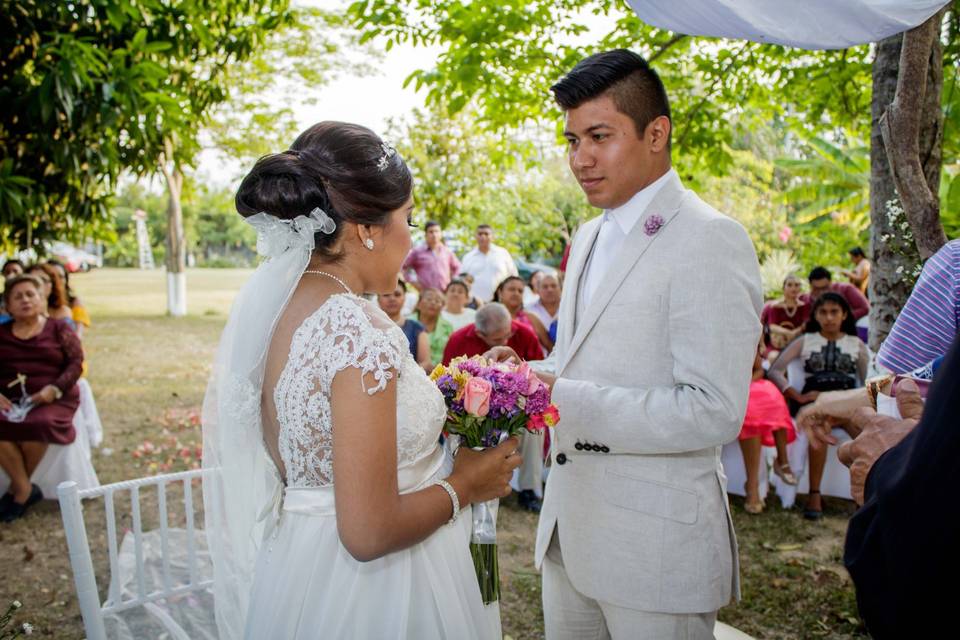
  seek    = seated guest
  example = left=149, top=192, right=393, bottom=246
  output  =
left=493, top=276, right=551, bottom=352
left=523, top=270, right=543, bottom=307
left=1, top=259, right=25, bottom=323
left=739, top=341, right=797, bottom=514
left=377, top=278, right=431, bottom=371
left=442, top=279, right=477, bottom=331
left=0, top=275, right=84, bottom=522
left=47, top=260, right=91, bottom=338
left=412, top=287, right=454, bottom=368
left=442, top=303, right=544, bottom=511
left=801, top=266, right=870, bottom=321
left=527, top=273, right=561, bottom=344
left=841, top=336, right=959, bottom=638
left=842, top=247, right=871, bottom=297
left=761, top=274, right=810, bottom=361
left=768, top=292, right=869, bottom=519
left=442, top=303, right=544, bottom=365
left=27, top=264, right=75, bottom=328
left=458, top=273, right=484, bottom=310
left=876, top=238, right=958, bottom=374
left=2, top=259, right=24, bottom=279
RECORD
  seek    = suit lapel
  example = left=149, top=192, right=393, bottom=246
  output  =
left=555, top=217, right=601, bottom=372
left=560, top=173, right=688, bottom=375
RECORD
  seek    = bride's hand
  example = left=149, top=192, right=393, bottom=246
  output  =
left=448, top=437, right=522, bottom=505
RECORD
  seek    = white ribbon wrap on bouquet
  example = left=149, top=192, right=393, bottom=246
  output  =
left=626, top=0, right=949, bottom=50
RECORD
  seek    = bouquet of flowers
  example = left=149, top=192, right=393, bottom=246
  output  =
left=430, top=355, right=559, bottom=604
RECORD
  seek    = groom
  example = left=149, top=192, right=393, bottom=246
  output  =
left=529, top=50, right=762, bottom=638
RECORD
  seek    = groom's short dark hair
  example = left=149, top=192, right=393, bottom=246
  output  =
left=551, top=49, right=671, bottom=145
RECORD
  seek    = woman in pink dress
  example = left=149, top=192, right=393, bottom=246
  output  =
left=738, top=342, right=797, bottom=514
left=0, top=275, right=83, bottom=522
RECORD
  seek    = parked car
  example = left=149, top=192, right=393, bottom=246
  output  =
left=48, top=242, right=101, bottom=272
left=515, top=258, right=557, bottom=283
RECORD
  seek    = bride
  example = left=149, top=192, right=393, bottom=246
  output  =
left=202, top=121, right=520, bottom=639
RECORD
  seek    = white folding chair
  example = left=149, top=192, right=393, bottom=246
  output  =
left=58, top=469, right=216, bottom=640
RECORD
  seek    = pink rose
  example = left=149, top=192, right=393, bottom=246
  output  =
left=463, top=377, right=492, bottom=417
left=517, top=362, right=543, bottom=395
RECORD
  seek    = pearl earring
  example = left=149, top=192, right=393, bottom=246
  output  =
left=364, top=238, right=375, bottom=250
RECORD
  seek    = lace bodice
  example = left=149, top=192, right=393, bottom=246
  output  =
left=273, top=294, right=447, bottom=488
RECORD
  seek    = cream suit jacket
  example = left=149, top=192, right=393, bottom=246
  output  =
left=535, top=171, right=763, bottom=614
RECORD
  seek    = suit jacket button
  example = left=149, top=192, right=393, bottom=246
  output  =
left=556, top=453, right=567, bottom=465
left=601, top=446, right=610, bottom=453
left=574, top=442, right=584, bottom=451
left=585, top=443, right=596, bottom=452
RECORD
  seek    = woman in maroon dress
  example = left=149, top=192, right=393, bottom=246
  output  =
left=761, top=273, right=811, bottom=361
left=0, top=275, right=84, bottom=522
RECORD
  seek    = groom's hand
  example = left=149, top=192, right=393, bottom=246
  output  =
left=535, top=372, right=556, bottom=392
left=484, top=346, right=520, bottom=364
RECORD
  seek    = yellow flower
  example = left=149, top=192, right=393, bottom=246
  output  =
left=452, top=368, right=470, bottom=389
left=428, top=363, right=447, bottom=382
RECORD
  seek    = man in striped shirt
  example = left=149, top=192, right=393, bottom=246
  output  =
left=877, top=239, right=959, bottom=374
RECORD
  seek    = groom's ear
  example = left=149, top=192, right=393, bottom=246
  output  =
left=644, top=116, right=671, bottom=153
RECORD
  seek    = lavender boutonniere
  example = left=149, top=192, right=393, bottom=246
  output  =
left=643, top=214, right=665, bottom=236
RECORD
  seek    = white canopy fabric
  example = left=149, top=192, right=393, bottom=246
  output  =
left=626, top=0, right=949, bottom=49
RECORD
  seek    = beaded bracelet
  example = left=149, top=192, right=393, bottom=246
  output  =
left=435, top=479, right=460, bottom=525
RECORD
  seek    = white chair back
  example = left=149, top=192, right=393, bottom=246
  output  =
left=58, top=469, right=213, bottom=640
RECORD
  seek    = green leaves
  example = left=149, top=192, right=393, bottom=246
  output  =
left=0, top=0, right=295, bottom=250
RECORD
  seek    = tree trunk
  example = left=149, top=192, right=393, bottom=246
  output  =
left=879, top=10, right=947, bottom=260
left=869, top=19, right=945, bottom=351
left=162, top=164, right=187, bottom=317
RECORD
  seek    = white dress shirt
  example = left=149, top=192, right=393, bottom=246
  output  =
left=579, top=169, right=676, bottom=311
left=460, top=243, right=518, bottom=302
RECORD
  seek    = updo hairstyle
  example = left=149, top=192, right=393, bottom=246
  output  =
left=235, top=121, right=413, bottom=260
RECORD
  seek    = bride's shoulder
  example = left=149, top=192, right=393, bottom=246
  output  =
left=298, top=294, right=401, bottom=347
left=310, top=294, right=391, bottom=331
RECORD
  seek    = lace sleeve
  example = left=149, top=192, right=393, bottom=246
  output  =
left=284, top=295, right=407, bottom=400
left=53, top=319, right=84, bottom=393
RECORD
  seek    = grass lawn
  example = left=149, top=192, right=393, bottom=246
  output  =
left=0, top=268, right=867, bottom=639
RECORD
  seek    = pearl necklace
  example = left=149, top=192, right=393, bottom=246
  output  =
left=303, top=270, right=354, bottom=295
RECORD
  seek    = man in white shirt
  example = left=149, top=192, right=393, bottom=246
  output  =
left=459, top=224, right=518, bottom=303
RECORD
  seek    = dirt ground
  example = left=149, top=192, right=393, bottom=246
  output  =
left=0, top=269, right=866, bottom=639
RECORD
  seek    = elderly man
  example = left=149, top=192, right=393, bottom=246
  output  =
left=401, top=220, right=461, bottom=292
left=442, top=303, right=545, bottom=511
left=527, top=273, right=561, bottom=330
left=460, top=224, right=518, bottom=302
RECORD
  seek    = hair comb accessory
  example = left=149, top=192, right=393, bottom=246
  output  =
left=377, top=142, right=397, bottom=171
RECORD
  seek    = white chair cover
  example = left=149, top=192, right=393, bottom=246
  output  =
left=720, top=439, right=769, bottom=500
left=626, top=0, right=948, bottom=50
left=0, top=384, right=100, bottom=498
left=768, top=359, right=852, bottom=507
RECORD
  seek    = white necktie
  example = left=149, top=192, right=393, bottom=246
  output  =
left=580, top=214, right=621, bottom=309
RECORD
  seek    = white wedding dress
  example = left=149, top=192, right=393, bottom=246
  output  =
left=243, top=293, right=499, bottom=639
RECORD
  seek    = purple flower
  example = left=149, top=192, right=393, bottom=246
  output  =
left=525, top=385, right=551, bottom=415
left=643, top=214, right=665, bottom=236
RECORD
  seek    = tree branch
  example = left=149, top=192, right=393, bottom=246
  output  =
left=879, top=10, right=948, bottom=259
left=648, top=34, right=687, bottom=64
